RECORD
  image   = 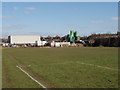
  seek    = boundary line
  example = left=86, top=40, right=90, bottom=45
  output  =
left=46, top=62, right=119, bottom=71
left=16, top=65, right=47, bottom=89
left=76, top=62, right=119, bottom=71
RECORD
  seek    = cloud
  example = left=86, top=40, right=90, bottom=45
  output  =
left=0, top=16, right=11, bottom=19
left=23, top=7, right=36, bottom=15
left=25, top=7, right=36, bottom=10
left=112, top=17, right=120, bottom=20
left=13, top=6, right=19, bottom=10
left=24, top=11, right=30, bottom=15
left=2, top=24, right=27, bottom=30
left=90, top=20, right=104, bottom=24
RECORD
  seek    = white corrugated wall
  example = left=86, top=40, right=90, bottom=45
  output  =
left=9, top=35, right=41, bottom=44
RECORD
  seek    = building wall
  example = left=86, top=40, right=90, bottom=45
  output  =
left=9, top=35, right=41, bottom=44
left=60, top=42, right=70, bottom=47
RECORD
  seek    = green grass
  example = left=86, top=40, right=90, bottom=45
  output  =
left=2, top=47, right=118, bottom=88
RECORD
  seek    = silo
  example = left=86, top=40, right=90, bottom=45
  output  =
left=70, top=30, right=74, bottom=37
left=74, top=31, right=78, bottom=41
left=70, top=36, right=73, bottom=42
left=74, top=31, right=78, bottom=37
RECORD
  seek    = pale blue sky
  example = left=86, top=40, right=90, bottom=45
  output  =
left=2, top=2, right=118, bottom=38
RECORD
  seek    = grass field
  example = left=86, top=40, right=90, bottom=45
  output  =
left=2, top=47, right=118, bottom=88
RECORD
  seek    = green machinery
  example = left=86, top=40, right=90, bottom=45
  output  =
left=67, top=31, right=85, bottom=45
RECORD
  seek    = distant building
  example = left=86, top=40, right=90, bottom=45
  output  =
left=8, top=35, right=41, bottom=44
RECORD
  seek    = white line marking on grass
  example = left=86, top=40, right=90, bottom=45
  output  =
left=16, top=65, right=47, bottom=89
left=75, top=62, right=119, bottom=71
left=47, top=62, right=119, bottom=71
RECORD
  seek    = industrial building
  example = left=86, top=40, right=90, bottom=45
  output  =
left=48, top=41, right=70, bottom=47
left=1, top=31, right=119, bottom=47
left=5, top=31, right=86, bottom=47
left=8, top=35, right=41, bottom=44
